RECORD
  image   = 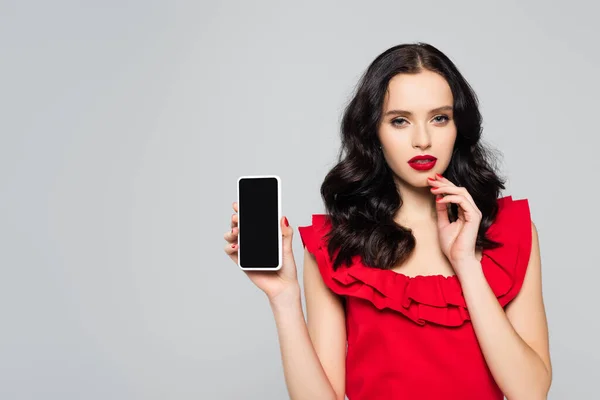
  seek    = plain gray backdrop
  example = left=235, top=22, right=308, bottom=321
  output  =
left=1, top=1, right=599, bottom=399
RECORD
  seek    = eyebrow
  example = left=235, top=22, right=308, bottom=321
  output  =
left=383, top=105, right=453, bottom=117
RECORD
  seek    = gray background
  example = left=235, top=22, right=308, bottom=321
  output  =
left=1, top=1, right=598, bottom=399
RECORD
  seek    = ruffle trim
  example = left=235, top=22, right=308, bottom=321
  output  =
left=297, top=196, right=533, bottom=327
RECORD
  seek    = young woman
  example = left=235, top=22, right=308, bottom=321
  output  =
left=224, top=42, right=552, bottom=400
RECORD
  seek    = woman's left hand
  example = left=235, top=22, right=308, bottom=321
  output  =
left=428, top=174, right=482, bottom=270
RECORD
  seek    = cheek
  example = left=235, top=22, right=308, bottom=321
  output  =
left=438, top=127, right=457, bottom=151
left=442, top=135, right=457, bottom=152
left=382, top=148, right=415, bottom=176
left=437, top=134, right=457, bottom=168
left=381, top=128, right=411, bottom=151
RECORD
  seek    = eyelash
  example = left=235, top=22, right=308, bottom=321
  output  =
left=391, top=115, right=450, bottom=127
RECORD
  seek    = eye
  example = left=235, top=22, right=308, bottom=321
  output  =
left=433, top=115, right=450, bottom=123
left=391, top=118, right=408, bottom=127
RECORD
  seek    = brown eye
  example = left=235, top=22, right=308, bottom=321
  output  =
left=433, top=115, right=450, bottom=123
left=391, top=118, right=407, bottom=127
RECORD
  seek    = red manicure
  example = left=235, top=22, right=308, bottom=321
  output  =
left=284, top=216, right=289, bottom=227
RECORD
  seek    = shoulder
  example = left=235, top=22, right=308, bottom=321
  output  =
left=487, top=195, right=532, bottom=244
left=483, top=195, right=536, bottom=306
left=297, top=214, right=333, bottom=253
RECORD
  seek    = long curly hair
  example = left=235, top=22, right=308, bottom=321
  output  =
left=320, top=42, right=506, bottom=272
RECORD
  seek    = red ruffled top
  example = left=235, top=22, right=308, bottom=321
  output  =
left=298, top=196, right=532, bottom=400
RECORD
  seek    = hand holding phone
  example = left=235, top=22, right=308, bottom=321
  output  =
left=223, top=175, right=299, bottom=303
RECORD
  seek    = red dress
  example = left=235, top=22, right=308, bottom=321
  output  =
left=297, top=196, right=532, bottom=400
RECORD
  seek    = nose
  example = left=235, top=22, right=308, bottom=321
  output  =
left=412, top=124, right=432, bottom=150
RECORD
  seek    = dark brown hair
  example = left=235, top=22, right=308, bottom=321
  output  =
left=320, top=42, right=506, bottom=271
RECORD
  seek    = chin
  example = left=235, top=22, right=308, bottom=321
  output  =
left=394, top=165, right=440, bottom=187
left=396, top=174, right=431, bottom=189
left=413, top=170, right=437, bottom=182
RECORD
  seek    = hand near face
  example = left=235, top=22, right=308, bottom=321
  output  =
left=427, top=174, right=482, bottom=269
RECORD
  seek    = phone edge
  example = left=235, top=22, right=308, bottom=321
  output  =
left=236, top=174, right=283, bottom=272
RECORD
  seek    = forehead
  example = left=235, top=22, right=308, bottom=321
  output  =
left=383, top=70, right=453, bottom=111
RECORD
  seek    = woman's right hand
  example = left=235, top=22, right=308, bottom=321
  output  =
left=223, top=201, right=300, bottom=305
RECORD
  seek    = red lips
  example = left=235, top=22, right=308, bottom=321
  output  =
left=408, top=155, right=437, bottom=171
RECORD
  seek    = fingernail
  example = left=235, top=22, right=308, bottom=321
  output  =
left=284, top=216, right=289, bottom=227
left=427, top=177, right=435, bottom=181
left=231, top=244, right=236, bottom=248
left=436, top=173, right=443, bottom=179
left=436, top=196, right=443, bottom=202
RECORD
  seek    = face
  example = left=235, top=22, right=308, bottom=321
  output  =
left=378, top=69, right=457, bottom=189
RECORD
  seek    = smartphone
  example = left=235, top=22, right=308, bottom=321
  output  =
left=236, top=175, right=282, bottom=271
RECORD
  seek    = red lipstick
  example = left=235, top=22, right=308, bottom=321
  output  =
left=408, top=155, right=437, bottom=171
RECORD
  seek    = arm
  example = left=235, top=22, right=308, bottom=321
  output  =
left=270, top=248, right=346, bottom=400
left=458, top=221, right=552, bottom=399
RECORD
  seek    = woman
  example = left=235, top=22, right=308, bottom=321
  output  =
left=223, top=42, right=552, bottom=399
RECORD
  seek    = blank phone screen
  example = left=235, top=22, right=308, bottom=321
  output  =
left=238, top=177, right=279, bottom=269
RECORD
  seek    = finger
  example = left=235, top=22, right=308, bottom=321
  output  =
left=433, top=174, right=462, bottom=192
left=432, top=175, right=477, bottom=208
left=232, top=201, right=238, bottom=212
left=436, top=194, right=481, bottom=223
left=435, top=173, right=453, bottom=185
left=224, top=226, right=238, bottom=243
left=224, top=242, right=238, bottom=255
left=427, top=176, right=444, bottom=187
left=427, top=175, right=455, bottom=191
left=430, top=185, right=476, bottom=209
left=435, top=194, right=451, bottom=229
left=230, top=213, right=238, bottom=229
left=281, top=216, right=294, bottom=260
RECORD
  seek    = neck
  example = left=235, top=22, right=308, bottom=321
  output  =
left=393, top=178, right=438, bottom=226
